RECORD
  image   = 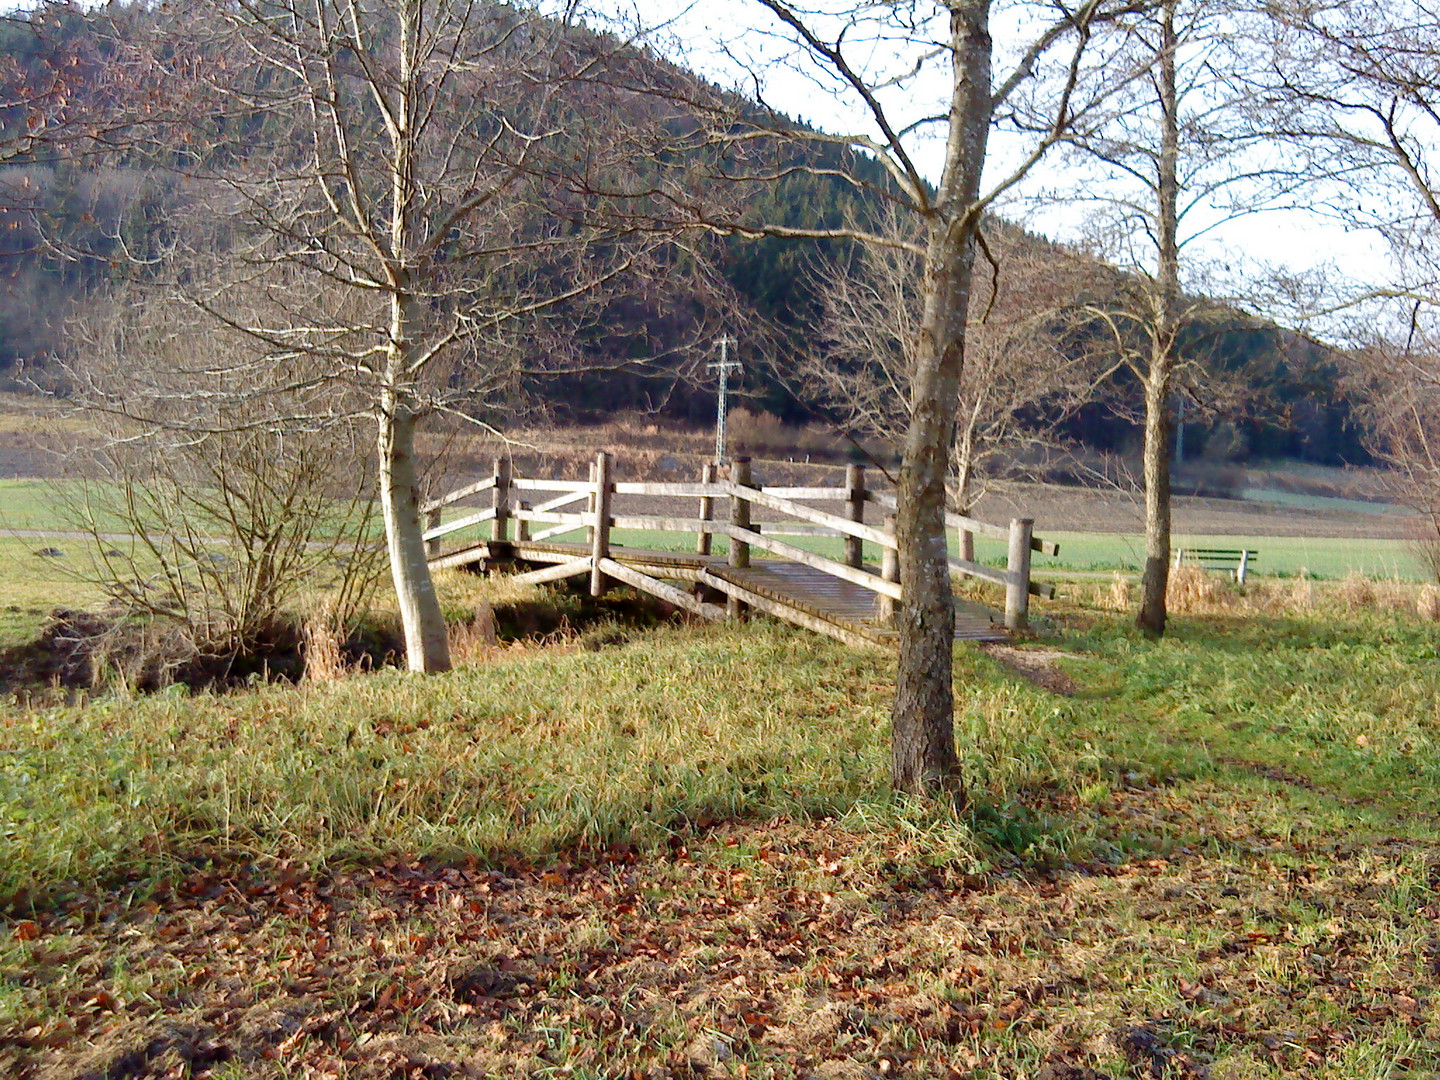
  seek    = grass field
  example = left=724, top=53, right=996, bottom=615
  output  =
left=2, top=570, right=1439, bottom=1077
left=1024, top=531, right=1425, bottom=580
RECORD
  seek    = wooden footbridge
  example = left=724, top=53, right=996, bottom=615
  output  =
left=422, top=454, right=1056, bottom=649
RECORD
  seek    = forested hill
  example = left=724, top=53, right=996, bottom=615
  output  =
left=0, top=1, right=1368, bottom=468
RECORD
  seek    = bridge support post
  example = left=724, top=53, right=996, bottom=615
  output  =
left=697, top=462, right=716, bottom=556
left=880, top=514, right=898, bottom=623
left=1006, top=517, right=1034, bottom=631
left=424, top=508, right=442, bottom=559
left=845, top=464, right=865, bottom=569
left=492, top=457, right=511, bottom=543
left=590, top=451, right=612, bottom=597
left=728, top=456, right=752, bottom=619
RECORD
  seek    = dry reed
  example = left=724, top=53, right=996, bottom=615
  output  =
left=1107, top=571, right=1131, bottom=611
left=1166, top=563, right=1232, bottom=613
left=1419, top=584, right=1440, bottom=621
left=1336, top=570, right=1377, bottom=612
left=302, top=598, right=346, bottom=685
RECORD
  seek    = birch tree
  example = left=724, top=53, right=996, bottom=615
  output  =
left=98, top=0, right=682, bottom=672
left=1022, top=0, right=1289, bottom=635
left=654, top=0, right=1136, bottom=797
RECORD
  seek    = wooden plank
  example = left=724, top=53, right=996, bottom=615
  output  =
left=721, top=481, right=897, bottom=549
left=947, top=556, right=1009, bottom=588
left=597, top=558, right=727, bottom=620
left=612, top=482, right=722, bottom=497
left=421, top=475, right=495, bottom=514
left=531, top=489, right=590, bottom=514
left=530, top=521, right=587, bottom=541
left=423, top=507, right=496, bottom=541
left=759, top=486, right=852, bottom=500
left=610, top=514, right=706, bottom=532
left=709, top=521, right=903, bottom=600
left=1033, top=537, right=1060, bottom=557
left=510, top=478, right=593, bottom=493
left=697, top=569, right=886, bottom=651
left=428, top=543, right=492, bottom=571
left=509, top=559, right=592, bottom=586
left=515, top=510, right=589, bottom=527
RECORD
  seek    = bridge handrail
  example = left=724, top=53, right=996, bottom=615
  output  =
left=422, top=453, right=1053, bottom=630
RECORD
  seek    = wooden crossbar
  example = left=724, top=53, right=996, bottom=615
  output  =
left=509, top=559, right=593, bottom=586
left=720, top=480, right=896, bottom=550
left=597, top=558, right=727, bottom=620
left=422, top=506, right=496, bottom=541
left=421, top=475, right=495, bottom=514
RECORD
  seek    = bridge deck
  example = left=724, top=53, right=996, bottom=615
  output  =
left=433, top=538, right=1004, bottom=644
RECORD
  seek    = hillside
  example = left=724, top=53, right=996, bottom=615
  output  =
left=0, top=1, right=1371, bottom=471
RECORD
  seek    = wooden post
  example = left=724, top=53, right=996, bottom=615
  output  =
left=424, top=508, right=442, bottom=559
left=697, top=462, right=716, bottom=556
left=1005, top=517, right=1034, bottom=632
left=590, top=451, right=612, bottom=597
left=879, top=514, right=899, bottom=622
left=728, top=456, right=752, bottom=618
left=492, top=457, right=511, bottom=543
left=516, top=500, right=530, bottom=542
left=1237, top=549, right=1249, bottom=585
left=844, top=463, right=865, bottom=569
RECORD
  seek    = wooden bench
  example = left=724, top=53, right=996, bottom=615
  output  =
left=1173, top=547, right=1259, bottom=584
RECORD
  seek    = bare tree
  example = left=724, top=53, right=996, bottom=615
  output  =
left=82, top=0, right=692, bottom=672
left=810, top=211, right=1104, bottom=559
left=644, top=0, right=1141, bottom=797
left=1020, top=0, right=1294, bottom=635
left=1261, top=1, right=1440, bottom=574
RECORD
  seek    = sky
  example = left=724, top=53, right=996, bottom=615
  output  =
left=627, top=0, right=1400, bottom=323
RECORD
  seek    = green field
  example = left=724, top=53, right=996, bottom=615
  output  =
left=1022, top=531, right=1425, bottom=580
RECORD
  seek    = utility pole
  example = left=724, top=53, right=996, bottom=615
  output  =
left=709, top=336, right=741, bottom=465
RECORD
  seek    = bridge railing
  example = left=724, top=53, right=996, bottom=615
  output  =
left=421, top=452, right=1054, bottom=630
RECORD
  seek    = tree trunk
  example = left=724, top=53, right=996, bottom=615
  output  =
left=1137, top=366, right=1172, bottom=636
left=378, top=400, right=452, bottom=672
left=1137, top=0, right=1180, bottom=639
left=890, top=0, right=992, bottom=801
left=374, top=0, right=449, bottom=673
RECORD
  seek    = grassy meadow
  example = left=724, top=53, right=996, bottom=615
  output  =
left=2, top=563, right=1440, bottom=1078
